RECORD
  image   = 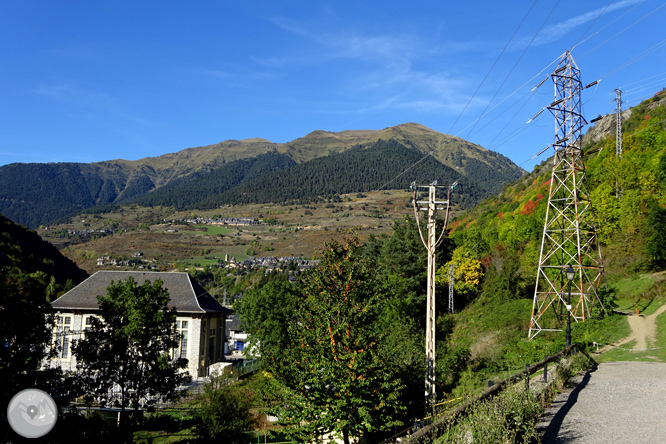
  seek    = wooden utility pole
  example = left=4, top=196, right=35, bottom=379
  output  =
left=412, top=180, right=457, bottom=411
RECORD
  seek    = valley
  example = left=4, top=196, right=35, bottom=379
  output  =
left=38, top=189, right=422, bottom=274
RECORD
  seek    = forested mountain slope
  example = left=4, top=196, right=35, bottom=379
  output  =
left=127, top=152, right=296, bottom=210
left=185, top=139, right=491, bottom=209
left=0, top=214, right=89, bottom=296
left=0, top=123, right=524, bottom=228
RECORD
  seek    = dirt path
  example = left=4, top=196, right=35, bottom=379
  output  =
left=597, top=302, right=666, bottom=352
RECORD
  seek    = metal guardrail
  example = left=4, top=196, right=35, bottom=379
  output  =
left=388, top=344, right=579, bottom=444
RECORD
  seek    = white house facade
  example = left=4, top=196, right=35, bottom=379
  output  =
left=49, top=271, right=231, bottom=378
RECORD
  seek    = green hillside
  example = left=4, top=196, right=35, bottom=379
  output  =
left=450, top=89, right=666, bottom=283
left=0, top=214, right=89, bottom=296
left=430, top=90, right=666, bottom=378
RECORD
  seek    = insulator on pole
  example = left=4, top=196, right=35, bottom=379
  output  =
left=532, top=76, right=549, bottom=91
left=549, top=98, right=565, bottom=107
left=527, top=108, right=545, bottom=124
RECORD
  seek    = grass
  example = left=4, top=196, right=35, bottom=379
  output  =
left=572, top=314, right=631, bottom=350
left=177, top=255, right=226, bottom=267
left=194, top=224, right=234, bottom=235
left=612, top=272, right=666, bottom=315
left=134, top=428, right=198, bottom=444
left=594, top=298, right=666, bottom=364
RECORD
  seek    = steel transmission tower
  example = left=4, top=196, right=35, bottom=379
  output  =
left=448, top=264, right=455, bottom=314
left=412, top=180, right=456, bottom=410
left=529, top=51, right=606, bottom=340
left=613, top=88, right=624, bottom=159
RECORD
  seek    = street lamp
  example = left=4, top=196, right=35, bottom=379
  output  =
left=565, top=264, right=575, bottom=348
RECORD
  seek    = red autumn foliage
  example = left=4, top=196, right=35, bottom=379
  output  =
left=521, top=200, right=537, bottom=215
left=481, top=254, right=493, bottom=268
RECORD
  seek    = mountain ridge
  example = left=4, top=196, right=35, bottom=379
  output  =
left=0, top=123, right=525, bottom=228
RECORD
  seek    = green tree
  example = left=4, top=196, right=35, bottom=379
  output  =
left=235, top=280, right=299, bottom=370
left=192, top=381, right=258, bottom=443
left=646, top=203, right=666, bottom=268
left=72, top=277, right=190, bottom=419
left=274, top=238, right=405, bottom=444
left=0, top=268, right=55, bottom=433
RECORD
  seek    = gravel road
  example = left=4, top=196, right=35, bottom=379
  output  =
left=538, top=361, right=666, bottom=443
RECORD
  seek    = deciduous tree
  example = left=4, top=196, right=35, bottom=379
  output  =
left=274, top=238, right=405, bottom=444
left=72, top=277, right=190, bottom=418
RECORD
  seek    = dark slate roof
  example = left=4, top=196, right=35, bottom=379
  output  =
left=225, top=314, right=244, bottom=336
left=52, top=271, right=230, bottom=314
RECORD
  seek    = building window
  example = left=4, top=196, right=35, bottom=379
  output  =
left=208, top=322, right=216, bottom=363
left=81, top=315, right=97, bottom=339
left=55, top=315, right=72, bottom=359
left=234, top=340, right=245, bottom=352
left=174, top=320, right=188, bottom=359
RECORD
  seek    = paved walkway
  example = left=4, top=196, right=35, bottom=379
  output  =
left=538, top=361, right=666, bottom=443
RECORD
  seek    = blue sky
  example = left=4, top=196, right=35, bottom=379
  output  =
left=1, top=1, right=665, bottom=171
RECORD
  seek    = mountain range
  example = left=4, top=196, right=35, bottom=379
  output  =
left=0, top=123, right=525, bottom=228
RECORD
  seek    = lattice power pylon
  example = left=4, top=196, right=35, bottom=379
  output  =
left=529, top=51, right=606, bottom=340
left=448, top=264, right=455, bottom=314
left=613, top=88, right=624, bottom=159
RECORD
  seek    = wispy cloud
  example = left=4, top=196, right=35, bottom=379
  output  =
left=191, top=68, right=234, bottom=79
left=270, top=16, right=312, bottom=38
left=516, top=0, right=644, bottom=48
left=32, top=83, right=74, bottom=98
left=46, top=43, right=100, bottom=60
left=32, top=82, right=113, bottom=106
left=263, top=16, right=485, bottom=116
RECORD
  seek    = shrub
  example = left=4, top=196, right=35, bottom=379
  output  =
left=438, top=389, right=542, bottom=443
left=192, top=384, right=258, bottom=442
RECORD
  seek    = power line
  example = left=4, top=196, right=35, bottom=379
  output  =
left=569, top=0, right=616, bottom=53
left=573, top=0, right=647, bottom=56
left=446, top=0, right=544, bottom=135
left=464, top=0, right=556, bottom=139
left=456, top=54, right=562, bottom=139
left=269, top=3, right=666, bottom=259
left=623, top=78, right=666, bottom=96
left=470, top=87, right=538, bottom=141
left=624, top=91, right=663, bottom=105
left=600, top=37, right=666, bottom=80
left=579, top=2, right=666, bottom=60
left=621, top=70, right=666, bottom=89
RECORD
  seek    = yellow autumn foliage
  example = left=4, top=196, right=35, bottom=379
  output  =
left=435, top=247, right=483, bottom=296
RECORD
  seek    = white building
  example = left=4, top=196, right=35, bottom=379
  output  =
left=50, top=271, right=231, bottom=378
